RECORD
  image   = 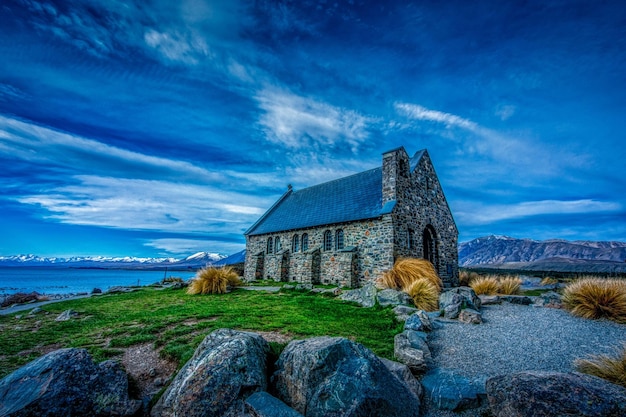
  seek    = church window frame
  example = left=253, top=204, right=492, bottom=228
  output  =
left=301, top=233, right=309, bottom=251
left=323, top=230, right=333, bottom=251
left=292, top=234, right=300, bottom=252
left=266, top=237, right=273, bottom=254
left=336, top=229, right=345, bottom=250
left=275, top=236, right=282, bottom=252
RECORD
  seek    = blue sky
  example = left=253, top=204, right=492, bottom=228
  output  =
left=1, top=0, right=625, bottom=258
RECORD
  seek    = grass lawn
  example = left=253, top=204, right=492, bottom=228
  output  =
left=0, top=287, right=403, bottom=379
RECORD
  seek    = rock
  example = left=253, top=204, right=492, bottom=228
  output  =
left=421, top=368, right=484, bottom=411
left=379, top=357, right=424, bottom=399
left=439, top=287, right=481, bottom=319
left=393, top=305, right=418, bottom=321
left=295, top=283, right=313, bottom=291
left=245, top=391, right=304, bottom=417
left=404, top=310, right=432, bottom=332
left=394, top=331, right=429, bottom=374
left=273, top=336, right=421, bottom=417
left=377, top=288, right=412, bottom=307
left=55, top=309, right=79, bottom=321
left=339, top=282, right=378, bottom=308
left=458, top=308, right=482, bottom=324
left=151, top=328, right=269, bottom=417
left=106, top=286, right=135, bottom=294
left=310, top=288, right=324, bottom=293
left=1, top=292, right=40, bottom=308
left=0, top=348, right=140, bottom=416
left=322, top=287, right=342, bottom=296
left=27, top=307, right=43, bottom=316
left=282, top=284, right=295, bottom=290
left=92, top=288, right=103, bottom=294
left=479, top=295, right=501, bottom=305
left=486, top=371, right=626, bottom=417
left=535, top=291, right=563, bottom=308
left=500, top=295, right=533, bottom=305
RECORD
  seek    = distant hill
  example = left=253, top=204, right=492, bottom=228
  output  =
left=458, top=235, right=626, bottom=273
left=0, top=252, right=226, bottom=269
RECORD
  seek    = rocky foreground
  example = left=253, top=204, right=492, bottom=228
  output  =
left=1, top=285, right=625, bottom=416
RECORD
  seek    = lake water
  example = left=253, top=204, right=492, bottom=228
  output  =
left=0, top=267, right=198, bottom=295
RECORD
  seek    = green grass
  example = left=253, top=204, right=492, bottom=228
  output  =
left=0, top=287, right=403, bottom=379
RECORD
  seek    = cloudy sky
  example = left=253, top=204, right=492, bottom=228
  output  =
left=1, top=0, right=625, bottom=258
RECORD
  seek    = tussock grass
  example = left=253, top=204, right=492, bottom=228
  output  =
left=406, top=279, right=440, bottom=311
left=379, top=258, right=443, bottom=291
left=469, top=276, right=500, bottom=295
left=562, top=278, right=626, bottom=323
left=187, top=267, right=242, bottom=295
left=540, top=277, right=558, bottom=287
left=575, top=344, right=626, bottom=388
left=498, top=276, right=523, bottom=295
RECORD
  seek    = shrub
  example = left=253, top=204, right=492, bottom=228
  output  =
left=540, top=277, right=558, bottom=287
left=406, top=278, right=440, bottom=311
left=459, top=270, right=471, bottom=286
left=574, top=344, right=626, bottom=388
left=469, top=276, right=499, bottom=295
left=378, top=258, right=443, bottom=291
left=187, top=267, right=242, bottom=295
left=498, top=276, right=522, bottom=295
left=562, top=278, right=626, bottom=323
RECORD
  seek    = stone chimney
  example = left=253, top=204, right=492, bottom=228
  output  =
left=382, top=146, right=409, bottom=206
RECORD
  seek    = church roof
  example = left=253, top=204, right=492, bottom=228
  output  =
left=245, top=149, right=426, bottom=236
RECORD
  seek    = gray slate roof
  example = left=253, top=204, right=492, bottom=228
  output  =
left=245, top=149, right=426, bottom=236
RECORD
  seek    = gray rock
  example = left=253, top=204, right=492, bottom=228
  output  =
left=295, top=283, right=313, bottom=291
left=321, top=287, right=342, bottom=296
left=151, top=328, right=269, bottom=417
left=339, top=282, right=378, bottom=308
left=273, top=336, right=421, bottom=417
left=458, top=308, right=482, bottom=324
left=245, top=391, right=303, bottom=417
left=479, top=295, right=501, bottom=305
left=0, top=348, right=140, bottom=416
left=282, top=284, right=295, bottom=290
left=421, top=368, right=484, bottom=411
left=379, top=357, right=424, bottom=399
left=536, top=291, right=563, bottom=308
left=377, top=288, right=412, bottom=307
left=486, top=371, right=626, bottom=417
left=404, top=310, right=433, bottom=332
left=439, top=287, right=481, bottom=319
left=27, top=307, right=43, bottom=316
left=310, top=288, right=324, bottom=293
left=393, top=305, right=418, bottom=321
left=394, top=331, right=428, bottom=374
left=55, top=309, right=79, bottom=321
left=500, top=295, right=533, bottom=305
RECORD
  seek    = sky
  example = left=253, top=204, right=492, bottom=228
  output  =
left=1, top=0, right=625, bottom=258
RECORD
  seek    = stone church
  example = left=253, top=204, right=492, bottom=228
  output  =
left=243, top=146, right=459, bottom=288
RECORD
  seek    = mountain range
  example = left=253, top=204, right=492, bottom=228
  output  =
left=0, top=252, right=227, bottom=269
left=459, top=235, right=626, bottom=273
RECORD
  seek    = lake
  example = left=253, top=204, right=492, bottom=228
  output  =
left=0, top=267, right=198, bottom=295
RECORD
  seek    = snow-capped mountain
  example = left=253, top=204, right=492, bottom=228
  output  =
left=0, top=252, right=225, bottom=269
left=459, top=235, right=626, bottom=273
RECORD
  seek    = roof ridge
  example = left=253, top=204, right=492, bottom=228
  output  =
left=292, top=166, right=381, bottom=194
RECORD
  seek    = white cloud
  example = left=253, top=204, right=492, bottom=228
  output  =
left=256, top=87, right=371, bottom=151
left=394, top=102, right=478, bottom=130
left=144, top=29, right=210, bottom=65
left=144, top=238, right=243, bottom=255
left=455, top=199, right=622, bottom=226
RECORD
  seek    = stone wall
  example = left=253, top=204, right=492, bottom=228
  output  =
left=244, top=216, right=395, bottom=287
left=383, top=148, right=459, bottom=286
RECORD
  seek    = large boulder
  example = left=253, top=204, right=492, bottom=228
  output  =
left=392, top=305, right=418, bottom=321
left=404, top=310, right=433, bottom=332
left=458, top=308, right=482, bottom=324
left=439, top=287, right=481, bottom=319
left=486, top=371, right=626, bottom=417
left=151, top=328, right=269, bottom=417
left=245, top=391, right=304, bottom=417
left=421, top=368, right=485, bottom=411
left=0, top=348, right=140, bottom=417
left=376, top=288, right=412, bottom=307
left=339, top=282, right=378, bottom=307
left=394, top=330, right=430, bottom=374
left=272, top=336, right=420, bottom=417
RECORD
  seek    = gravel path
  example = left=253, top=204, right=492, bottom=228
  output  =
left=420, top=302, right=626, bottom=417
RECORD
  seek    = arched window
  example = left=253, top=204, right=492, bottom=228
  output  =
left=301, top=233, right=309, bottom=251
left=323, top=230, right=333, bottom=251
left=275, top=236, right=282, bottom=252
left=292, top=234, right=300, bottom=252
left=266, top=237, right=273, bottom=254
left=423, top=225, right=439, bottom=271
left=336, top=229, right=344, bottom=250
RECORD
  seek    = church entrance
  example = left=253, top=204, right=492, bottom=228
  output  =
left=423, top=225, right=439, bottom=272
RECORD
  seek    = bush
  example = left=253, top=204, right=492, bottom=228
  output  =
left=562, top=278, right=626, bottom=323
left=574, top=344, right=626, bottom=388
left=469, top=276, right=500, bottom=295
left=498, top=276, right=522, bottom=295
left=378, top=258, right=443, bottom=291
left=406, top=278, right=440, bottom=311
left=187, top=267, right=242, bottom=295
